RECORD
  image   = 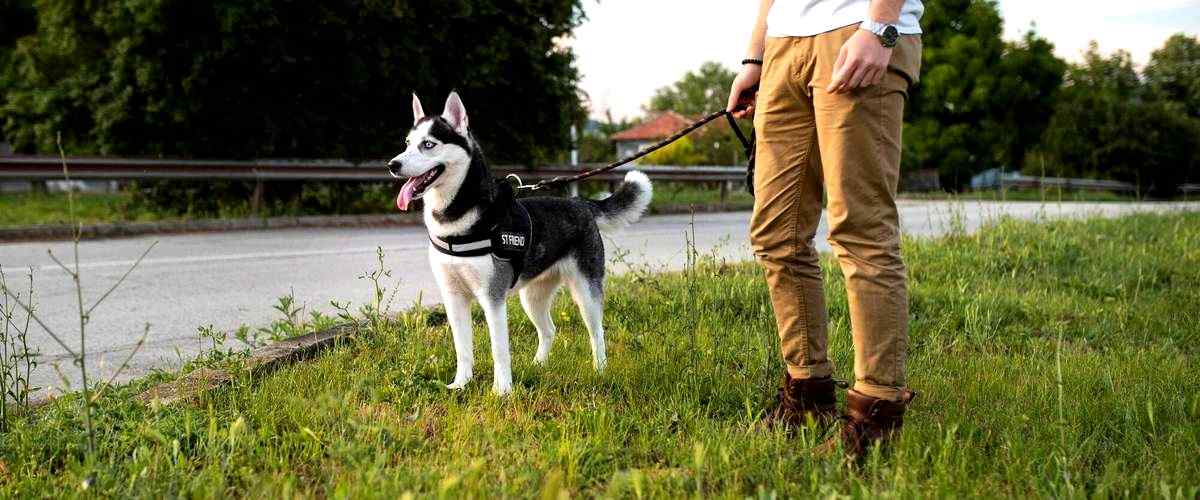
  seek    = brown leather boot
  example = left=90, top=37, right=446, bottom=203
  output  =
left=836, top=389, right=916, bottom=459
left=763, top=373, right=838, bottom=432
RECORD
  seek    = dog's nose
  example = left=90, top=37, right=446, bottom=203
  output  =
left=387, top=160, right=402, bottom=176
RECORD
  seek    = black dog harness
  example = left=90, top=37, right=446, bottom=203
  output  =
left=428, top=181, right=532, bottom=288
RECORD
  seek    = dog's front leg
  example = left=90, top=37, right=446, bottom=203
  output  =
left=479, top=297, right=513, bottom=395
left=442, top=292, right=475, bottom=390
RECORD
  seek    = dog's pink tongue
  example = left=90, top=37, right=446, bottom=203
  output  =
left=397, top=177, right=420, bottom=211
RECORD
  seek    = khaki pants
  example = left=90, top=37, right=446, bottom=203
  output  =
left=750, top=25, right=922, bottom=402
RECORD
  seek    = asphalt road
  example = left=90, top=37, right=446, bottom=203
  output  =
left=2, top=200, right=1196, bottom=397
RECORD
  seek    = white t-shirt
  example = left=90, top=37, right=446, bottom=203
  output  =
left=767, top=0, right=924, bottom=37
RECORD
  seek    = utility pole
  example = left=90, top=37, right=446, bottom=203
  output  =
left=569, top=125, right=579, bottom=197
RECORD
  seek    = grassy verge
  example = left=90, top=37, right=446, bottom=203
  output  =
left=3, top=212, right=1199, bottom=497
left=0, top=192, right=166, bottom=226
left=647, top=183, right=754, bottom=208
left=0, top=183, right=753, bottom=228
left=901, top=188, right=1138, bottom=203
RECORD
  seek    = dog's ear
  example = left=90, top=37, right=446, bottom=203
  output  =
left=412, top=93, right=426, bottom=125
left=442, top=91, right=469, bottom=136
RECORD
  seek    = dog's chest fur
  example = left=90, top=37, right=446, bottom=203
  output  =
left=428, top=247, right=512, bottom=299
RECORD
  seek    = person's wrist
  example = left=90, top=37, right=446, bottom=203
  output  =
left=860, top=19, right=899, bottom=48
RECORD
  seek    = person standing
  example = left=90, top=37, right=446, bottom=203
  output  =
left=727, top=0, right=924, bottom=458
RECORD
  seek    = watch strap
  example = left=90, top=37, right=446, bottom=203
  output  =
left=861, top=19, right=899, bottom=47
left=861, top=19, right=889, bottom=36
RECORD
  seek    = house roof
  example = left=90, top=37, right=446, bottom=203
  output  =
left=610, top=112, right=691, bottom=141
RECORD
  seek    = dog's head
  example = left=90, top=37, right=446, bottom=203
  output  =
left=388, top=92, right=475, bottom=211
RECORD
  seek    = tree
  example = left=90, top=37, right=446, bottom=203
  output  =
left=1144, top=33, right=1200, bottom=119
left=647, top=61, right=736, bottom=117
left=1041, top=43, right=1198, bottom=196
left=1099, top=99, right=1198, bottom=196
left=993, top=31, right=1066, bottom=173
left=646, top=61, right=749, bottom=165
left=903, top=0, right=1007, bottom=189
left=0, top=0, right=585, bottom=164
left=641, top=136, right=705, bottom=166
left=0, top=0, right=35, bottom=117
left=1041, top=45, right=1141, bottom=179
left=0, top=0, right=36, bottom=50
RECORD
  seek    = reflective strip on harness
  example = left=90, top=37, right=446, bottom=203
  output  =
left=429, top=236, right=492, bottom=255
left=426, top=180, right=532, bottom=288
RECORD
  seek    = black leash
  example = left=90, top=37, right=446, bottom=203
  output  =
left=513, top=106, right=754, bottom=192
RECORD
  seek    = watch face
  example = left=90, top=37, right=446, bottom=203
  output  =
left=882, top=25, right=900, bottom=47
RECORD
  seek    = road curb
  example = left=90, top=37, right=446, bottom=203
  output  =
left=0, top=214, right=423, bottom=242
left=1, top=203, right=754, bottom=242
left=137, top=323, right=358, bottom=406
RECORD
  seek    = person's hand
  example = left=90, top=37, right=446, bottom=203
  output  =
left=727, top=63, right=761, bottom=119
left=827, top=29, right=893, bottom=94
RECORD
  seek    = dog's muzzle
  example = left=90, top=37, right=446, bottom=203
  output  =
left=387, top=160, right=403, bottom=177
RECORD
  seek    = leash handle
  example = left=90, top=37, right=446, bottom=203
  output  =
left=732, top=84, right=759, bottom=114
left=724, top=113, right=752, bottom=154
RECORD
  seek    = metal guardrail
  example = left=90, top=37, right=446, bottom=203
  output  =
left=998, top=177, right=1137, bottom=193
left=0, top=155, right=745, bottom=183
left=972, top=170, right=1138, bottom=193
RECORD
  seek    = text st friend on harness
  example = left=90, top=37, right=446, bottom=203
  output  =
left=427, top=180, right=532, bottom=288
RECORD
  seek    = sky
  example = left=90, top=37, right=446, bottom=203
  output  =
left=570, top=0, right=1200, bottom=120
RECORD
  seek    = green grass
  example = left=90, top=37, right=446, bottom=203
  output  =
left=901, top=188, right=1137, bottom=203
left=647, top=183, right=754, bottom=210
left=3, top=212, right=1199, bottom=497
left=0, top=192, right=168, bottom=226
left=1, top=184, right=753, bottom=228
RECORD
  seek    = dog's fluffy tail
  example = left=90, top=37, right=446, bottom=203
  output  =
left=590, top=170, right=652, bottom=233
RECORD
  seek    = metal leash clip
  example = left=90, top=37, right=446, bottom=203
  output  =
left=505, top=174, right=539, bottom=192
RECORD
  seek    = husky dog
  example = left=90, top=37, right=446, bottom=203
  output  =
left=388, top=92, right=652, bottom=395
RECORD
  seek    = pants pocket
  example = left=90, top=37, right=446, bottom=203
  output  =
left=886, top=35, right=922, bottom=93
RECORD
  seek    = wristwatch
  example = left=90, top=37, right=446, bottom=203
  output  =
left=861, top=20, right=900, bottom=48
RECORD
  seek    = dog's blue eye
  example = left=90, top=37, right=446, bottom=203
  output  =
left=421, top=141, right=436, bottom=150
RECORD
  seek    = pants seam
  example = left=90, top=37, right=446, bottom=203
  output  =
left=790, top=130, right=815, bottom=364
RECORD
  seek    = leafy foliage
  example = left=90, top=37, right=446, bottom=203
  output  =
left=645, top=61, right=750, bottom=166
left=640, top=136, right=704, bottom=166
left=904, top=0, right=1006, bottom=188
left=991, top=32, right=1067, bottom=172
left=904, top=0, right=1066, bottom=190
left=1144, top=33, right=1200, bottom=119
left=648, top=61, right=736, bottom=117
left=1040, top=42, right=1200, bottom=195
left=0, top=0, right=585, bottom=164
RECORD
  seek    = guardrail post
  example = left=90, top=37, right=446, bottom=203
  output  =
left=720, top=181, right=729, bottom=204
left=251, top=179, right=264, bottom=215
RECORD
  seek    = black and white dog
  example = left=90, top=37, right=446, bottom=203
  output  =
left=388, top=92, right=652, bottom=395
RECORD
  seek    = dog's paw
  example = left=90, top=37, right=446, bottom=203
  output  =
left=534, top=352, right=550, bottom=365
left=447, top=379, right=470, bottom=390
left=492, top=382, right=514, bottom=396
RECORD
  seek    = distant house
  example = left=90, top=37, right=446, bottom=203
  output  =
left=610, top=112, right=691, bottom=159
